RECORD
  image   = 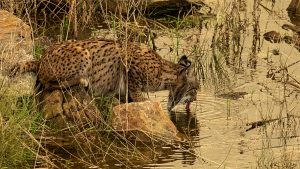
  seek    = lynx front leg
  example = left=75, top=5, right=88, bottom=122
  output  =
left=129, top=90, right=147, bottom=102
left=128, top=83, right=147, bottom=102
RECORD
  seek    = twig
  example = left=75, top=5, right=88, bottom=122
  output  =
left=288, top=74, right=300, bottom=86
left=259, top=3, right=273, bottom=14
left=246, top=118, right=279, bottom=131
left=286, top=81, right=300, bottom=91
left=268, top=59, right=300, bottom=79
left=274, top=59, right=300, bottom=74
left=246, top=114, right=300, bottom=131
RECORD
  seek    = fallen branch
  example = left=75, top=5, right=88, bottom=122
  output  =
left=274, top=59, right=300, bottom=74
left=267, top=59, right=300, bottom=79
left=246, top=114, right=300, bottom=131
left=288, top=74, right=300, bottom=86
left=286, top=81, right=300, bottom=91
left=246, top=118, right=279, bottom=131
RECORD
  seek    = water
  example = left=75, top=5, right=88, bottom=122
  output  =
left=35, top=0, right=300, bottom=168
left=148, top=91, right=253, bottom=169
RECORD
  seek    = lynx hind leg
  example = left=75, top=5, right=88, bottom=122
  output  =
left=9, top=61, right=39, bottom=77
left=77, top=50, right=91, bottom=89
left=42, top=46, right=92, bottom=90
left=44, top=76, right=89, bottom=90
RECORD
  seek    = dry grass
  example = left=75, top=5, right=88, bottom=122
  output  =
left=0, top=1, right=209, bottom=168
left=1, top=0, right=300, bottom=168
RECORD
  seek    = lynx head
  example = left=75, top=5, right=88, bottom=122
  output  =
left=167, top=55, right=199, bottom=112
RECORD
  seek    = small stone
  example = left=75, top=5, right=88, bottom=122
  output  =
left=263, top=31, right=282, bottom=43
left=271, top=49, right=280, bottom=55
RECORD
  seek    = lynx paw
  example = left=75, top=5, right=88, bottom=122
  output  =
left=79, top=78, right=89, bottom=88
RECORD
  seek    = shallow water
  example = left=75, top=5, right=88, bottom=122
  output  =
left=149, top=91, right=236, bottom=168
left=34, top=0, right=300, bottom=168
left=147, top=91, right=253, bottom=169
left=145, top=0, right=300, bottom=168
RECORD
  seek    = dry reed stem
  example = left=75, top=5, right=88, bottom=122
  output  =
left=249, top=0, right=261, bottom=69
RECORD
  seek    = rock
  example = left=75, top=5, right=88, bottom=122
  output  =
left=62, top=86, right=103, bottom=126
left=39, top=86, right=103, bottom=128
left=281, top=24, right=300, bottom=51
left=263, top=31, right=282, bottom=43
left=287, top=0, right=300, bottom=25
left=0, top=10, right=35, bottom=98
left=41, top=90, right=64, bottom=120
left=112, top=101, right=180, bottom=142
left=100, top=0, right=149, bottom=14
left=271, top=49, right=280, bottom=55
left=100, top=0, right=208, bottom=16
left=145, top=0, right=208, bottom=18
left=281, top=24, right=300, bottom=52
left=284, top=36, right=300, bottom=52
left=282, top=24, right=300, bottom=35
left=288, top=0, right=300, bottom=16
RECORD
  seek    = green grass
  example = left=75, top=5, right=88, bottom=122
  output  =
left=0, top=96, right=43, bottom=168
left=94, top=96, right=119, bottom=126
left=0, top=94, right=121, bottom=168
left=33, top=45, right=45, bottom=59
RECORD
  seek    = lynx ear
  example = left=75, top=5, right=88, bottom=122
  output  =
left=178, top=55, right=191, bottom=68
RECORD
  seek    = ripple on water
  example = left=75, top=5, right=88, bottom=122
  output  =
left=170, top=92, right=227, bottom=120
left=145, top=91, right=235, bottom=168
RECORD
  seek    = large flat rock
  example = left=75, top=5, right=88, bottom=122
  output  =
left=112, top=101, right=180, bottom=142
left=0, top=10, right=35, bottom=97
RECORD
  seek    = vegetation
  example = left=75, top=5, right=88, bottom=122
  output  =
left=0, top=0, right=300, bottom=168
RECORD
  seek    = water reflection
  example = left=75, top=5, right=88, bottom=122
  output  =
left=142, top=111, right=201, bottom=168
left=173, top=111, right=200, bottom=163
left=170, top=111, right=200, bottom=138
left=37, top=110, right=202, bottom=169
